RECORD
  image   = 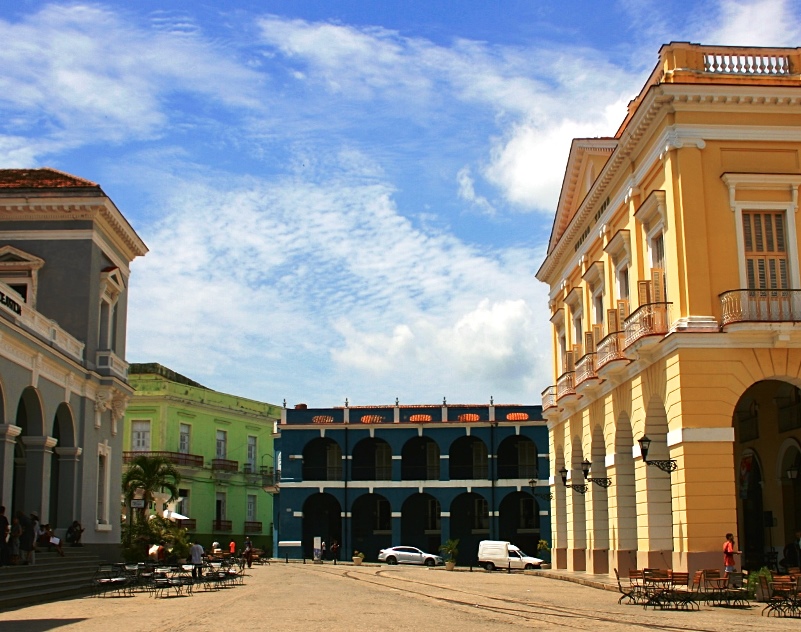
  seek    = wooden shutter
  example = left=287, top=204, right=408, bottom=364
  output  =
left=585, top=331, right=596, bottom=354
left=617, top=299, right=629, bottom=327
left=743, top=211, right=789, bottom=289
left=607, top=309, right=619, bottom=333
left=592, top=324, right=605, bottom=346
left=651, top=268, right=665, bottom=303
left=638, top=280, right=652, bottom=306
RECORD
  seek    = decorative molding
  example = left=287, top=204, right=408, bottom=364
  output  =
left=634, top=190, right=668, bottom=234
left=667, top=427, right=735, bottom=446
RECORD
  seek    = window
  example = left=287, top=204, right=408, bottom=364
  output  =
left=518, top=496, right=538, bottom=530
left=215, top=492, right=226, bottom=521
left=722, top=174, right=801, bottom=291
left=176, top=489, right=190, bottom=517
left=472, top=497, right=489, bottom=530
left=131, top=420, right=150, bottom=452
left=617, top=266, right=630, bottom=302
left=97, top=442, right=112, bottom=527
left=743, top=211, right=788, bottom=289
left=375, top=498, right=391, bottom=531
left=0, top=246, right=44, bottom=308
left=426, top=498, right=441, bottom=531
left=247, top=436, right=257, bottom=472
left=376, top=442, right=392, bottom=480
left=179, top=424, right=190, bottom=454
left=98, top=268, right=124, bottom=352
left=216, top=430, right=227, bottom=459
left=247, top=494, right=257, bottom=522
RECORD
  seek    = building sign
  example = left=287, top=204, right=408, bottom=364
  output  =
left=0, top=291, right=22, bottom=316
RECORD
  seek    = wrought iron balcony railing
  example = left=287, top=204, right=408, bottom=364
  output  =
left=720, top=289, right=801, bottom=326
left=212, top=520, right=232, bottom=532
left=123, top=451, right=204, bottom=468
left=211, top=458, right=239, bottom=472
left=176, top=518, right=196, bottom=530
left=575, top=352, right=598, bottom=386
left=244, top=521, right=263, bottom=533
left=595, top=332, right=628, bottom=369
left=556, top=371, right=575, bottom=399
left=624, top=302, right=671, bottom=348
left=541, top=385, right=557, bottom=410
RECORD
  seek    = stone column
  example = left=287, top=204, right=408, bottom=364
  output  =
left=54, top=446, right=82, bottom=529
left=391, top=511, right=401, bottom=546
left=0, top=424, right=21, bottom=508
left=21, top=435, right=57, bottom=521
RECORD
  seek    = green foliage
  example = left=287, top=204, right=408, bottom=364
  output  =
left=439, top=538, right=460, bottom=562
left=120, top=515, right=191, bottom=563
left=537, top=539, right=551, bottom=553
left=746, top=567, right=772, bottom=598
left=353, top=550, right=365, bottom=559
left=121, top=455, right=181, bottom=523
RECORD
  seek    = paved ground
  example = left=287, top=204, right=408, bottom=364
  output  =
left=1, top=562, right=800, bottom=631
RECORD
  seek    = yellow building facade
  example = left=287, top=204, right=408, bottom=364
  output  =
left=536, top=42, right=801, bottom=576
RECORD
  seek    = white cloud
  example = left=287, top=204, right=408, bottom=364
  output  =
left=708, top=0, right=801, bottom=46
left=457, top=166, right=496, bottom=216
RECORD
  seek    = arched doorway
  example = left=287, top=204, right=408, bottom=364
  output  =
left=401, top=493, right=441, bottom=553
left=12, top=387, right=47, bottom=517
left=352, top=438, right=392, bottom=481
left=351, top=493, right=391, bottom=560
left=450, top=492, right=488, bottom=565
left=302, top=493, right=342, bottom=559
left=449, top=436, right=488, bottom=480
left=49, top=403, right=77, bottom=529
left=498, top=491, right=539, bottom=555
left=302, top=438, right=342, bottom=481
left=401, top=437, right=439, bottom=480
left=734, top=379, right=801, bottom=570
left=497, top=435, right=538, bottom=479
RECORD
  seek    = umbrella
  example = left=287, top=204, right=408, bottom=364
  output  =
left=163, top=509, right=189, bottom=521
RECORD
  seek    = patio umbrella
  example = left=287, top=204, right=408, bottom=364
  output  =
left=163, top=509, right=189, bottom=521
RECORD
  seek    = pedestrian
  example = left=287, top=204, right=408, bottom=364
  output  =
left=9, top=515, right=21, bottom=565
left=66, top=520, right=84, bottom=547
left=229, top=539, right=236, bottom=556
left=331, top=540, right=339, bottom=563
left=244, top=537, right=253, bottom=568
left=189, top=540, right=204, bottom=579
left=17, top=510, right=34, bottom=565
left=723, top=532, right=741, bottom=577
left=321, top=540, right=326, bottom=561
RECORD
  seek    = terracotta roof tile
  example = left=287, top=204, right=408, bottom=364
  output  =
left=0, top=168, right=100, bottom=190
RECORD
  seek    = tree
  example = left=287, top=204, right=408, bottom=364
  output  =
left=122, top=454, right=181, bottom=523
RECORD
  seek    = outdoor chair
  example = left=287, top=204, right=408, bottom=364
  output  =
left=614, top=568, right=638, bottom=604
left=725, top=571, right=750, bottom=608
left=760, top=574, right=795, bottom=617
left=91, top=564, right=131, bottom=598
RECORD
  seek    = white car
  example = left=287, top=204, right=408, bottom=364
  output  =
left=378, top=546, right=444, bottom=566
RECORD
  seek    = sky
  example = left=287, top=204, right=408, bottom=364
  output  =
left=0, top=1, right=799, bottom=408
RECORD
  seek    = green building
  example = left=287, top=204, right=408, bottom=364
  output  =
left=122, top=363, right=280, bottom=553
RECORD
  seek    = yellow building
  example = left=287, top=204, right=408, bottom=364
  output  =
left=536, top=42, right=801, bottom=576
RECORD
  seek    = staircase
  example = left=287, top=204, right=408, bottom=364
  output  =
left=0, top=548, right=104, bottom=610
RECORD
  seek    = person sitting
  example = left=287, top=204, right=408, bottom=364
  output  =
left=65, top=521, right=84, bottom=547
left=42, top=524, right=64, bottom=557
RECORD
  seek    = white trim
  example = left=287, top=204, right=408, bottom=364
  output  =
left=605, top=453, right=615, bottom=468
left=666, top=427, right=735, bottom=446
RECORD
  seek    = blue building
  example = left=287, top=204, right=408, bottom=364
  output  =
left=272, top=401, right=551, bottom=565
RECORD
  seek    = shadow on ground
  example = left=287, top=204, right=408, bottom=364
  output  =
left=0, top=619, right=87, bottom=631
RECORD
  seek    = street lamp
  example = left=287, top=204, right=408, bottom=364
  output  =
left=558, top=466, right=588, bottom=494
left=528, top=477, right=553, bottom=501
left=637, top=435, right=677, bottom=473
left=581, top=459, right=612, bottom=488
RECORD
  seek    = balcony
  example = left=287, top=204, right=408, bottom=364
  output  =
left=244, top=521, right=263, bottom=533
left=541, top=385, right=557, bottom=411
left=721, top=289, right=801, bottom=327
left=556, top=371, right=575, bottom=400
left=212, top=520, right=232, bottom=532
left=176, top=518, right=196, bottom=531
left=123, top=451, right=204, bottom=468
left=95, top=349, right=128, bottom=379
left=595, top=331, right=629, bottom=375
left=624, top=302, right=671, bottom=349
left=574, top=352, right=599, bottom=391
left=211, top=458, right=239, bottom=472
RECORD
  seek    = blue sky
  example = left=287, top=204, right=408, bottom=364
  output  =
left=0, top=1, right=799, bottom=407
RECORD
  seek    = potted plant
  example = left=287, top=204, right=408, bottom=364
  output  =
left=537, top=539, right=551, bottom=569
left=439, top=538, right=459, bottom=571
left=352, top=550, right=365, bottom=566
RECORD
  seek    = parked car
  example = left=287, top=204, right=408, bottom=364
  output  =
left=477, top=540, right=543, bottom=571
left=378, top=546, right=444, bottom=566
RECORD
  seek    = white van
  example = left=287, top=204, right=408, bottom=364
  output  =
left=477, top=540, right=543, bottom=571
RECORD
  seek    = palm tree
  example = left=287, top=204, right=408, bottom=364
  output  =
left=122, top=455, right=181, bottom=523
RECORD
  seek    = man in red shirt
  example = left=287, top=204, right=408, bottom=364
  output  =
left=723, top=533, right=740, bottom=577
left=229, top=540, right=236, bottom=555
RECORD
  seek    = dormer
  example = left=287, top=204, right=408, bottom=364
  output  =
left=0, top=245, right=45, bottom=308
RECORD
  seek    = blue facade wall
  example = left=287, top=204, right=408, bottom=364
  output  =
left=273, top=403, right=551, bottom=565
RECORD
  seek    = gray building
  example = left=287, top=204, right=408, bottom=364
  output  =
left=0, top=168, right=146, bottom=557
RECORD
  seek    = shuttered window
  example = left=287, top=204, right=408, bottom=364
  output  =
left=743, top=211, right=788, bottom=289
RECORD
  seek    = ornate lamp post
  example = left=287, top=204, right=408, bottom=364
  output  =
left=637, top=435, right=677, bottom=473
left=581, top=459, right=612, bottom=488
left=558, top=466, right=588, bottom=494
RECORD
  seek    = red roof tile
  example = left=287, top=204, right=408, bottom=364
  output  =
left=0, top=168, right=100, bottom=190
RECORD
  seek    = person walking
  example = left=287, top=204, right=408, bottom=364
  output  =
left=243, top=537, right=253, bottom=568
left=723, top=532, right=741, bottom=577
left=17, top=510, right=34, bottom=565
left=189, top=540, right=204, bottom=579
